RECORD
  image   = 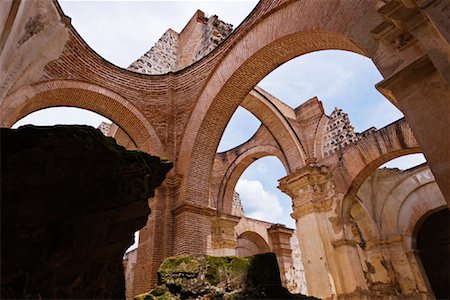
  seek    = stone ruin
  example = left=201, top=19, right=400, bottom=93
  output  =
left=1, top=125, right=172, bottom=299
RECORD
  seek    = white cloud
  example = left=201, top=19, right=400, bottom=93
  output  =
left=256, top=162, right=268, bottom=174
left=236, top=178, right=283, bottom=223
left=60, top=1, right=258, bottom=68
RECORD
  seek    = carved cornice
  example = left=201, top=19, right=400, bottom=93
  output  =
left=279, top=164, right=336, bottom=219
left=371, top=0, right=427, bottom=50
left=278, top=163, right=332, bottom=198
left=376, top=54, right=436, bottom=103
left=172, top=202, right=216, bottom=217
left=290, top=198, right=333, bottom=219
left=365, top=235, right=403, bottom=250
left=332, top=239, right=358, bottom=248
left=267, top=223, right=295, bottom=235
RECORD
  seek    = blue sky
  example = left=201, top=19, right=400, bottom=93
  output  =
left=14, top=0, right=426, bottom=229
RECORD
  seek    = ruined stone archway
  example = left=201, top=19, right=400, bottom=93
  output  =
left=1, top=80, right=164, bottom=155
left=236, top=231, right=271, bottom=256
left=347, top=165, right=446, bottom=298
left=380, top=167, right=446, bottom=246
left=212, top=124, right=289, bottom=214
left=333, top=118, right=420, bottom=219
left=179, top=0, right=381, bottom=210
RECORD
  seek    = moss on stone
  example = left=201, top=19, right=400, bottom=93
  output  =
left=230, top=256, right=251, bottom=275
left=134, top=285, right=178, bottom=300
left=141, top=254, right=319, bottom=299
left=159, top=255, right=202, bottom=274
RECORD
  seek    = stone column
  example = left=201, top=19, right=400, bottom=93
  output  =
left=279, top=164, right=368, bottom=299
left=211, top=214, right=240, bottom=256
left=132, top=176, right=180, bottom=296
left=405, top=249, right=431, bottom=298
left=369, top=235, right=424, bottom=298
left=267, top=224, right=295, bottom=290
left=363, top=241, right=397, bottom=294
left=385, top=237, right=425, bottom=297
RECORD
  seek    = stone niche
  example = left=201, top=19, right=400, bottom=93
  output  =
left=1, top=125, right=172, bottom=299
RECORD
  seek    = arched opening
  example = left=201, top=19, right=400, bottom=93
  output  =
left=179, top=16, right=378, bottom=207
left=235, top=156, right=293, bottom=227
left=12, top=107, right=110, bottom=128
left=416, top=208, right=450, bottom=299
left=258, top=50, right=403, bottom=132
left=236, top=231, right=271, bottom=256
left=218, top=107, right=261, bottom=152
left=1, top=81, right=164, bottom=155
left=345, top=152, right=448, bottom=298
left=380, top=153, right=426, bottom=170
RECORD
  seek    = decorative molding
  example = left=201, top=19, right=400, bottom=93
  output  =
left=172, top=202, right=216, bottom=217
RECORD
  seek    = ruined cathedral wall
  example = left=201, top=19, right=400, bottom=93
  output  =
left=194, top=15, right=233, bottom=63
left=128, top=29, right=179, bottom=75
left=289, top=231, right=308, bottom=295
left=128, top=10, right=232, bottom=76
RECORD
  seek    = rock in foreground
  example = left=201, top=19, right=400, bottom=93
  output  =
left=1, top=125, right=172, bottom=299
left=136, top=253, right=318, bottom=299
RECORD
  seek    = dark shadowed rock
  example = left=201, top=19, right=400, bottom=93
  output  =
left=1, top=125, right=172, bottom=299
left=135, top=253, right=319, bottom=300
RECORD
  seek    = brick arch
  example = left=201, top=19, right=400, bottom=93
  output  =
left=236, top=231, right=271, bottom=256
left=241, top=88, right=305, bottom=171
left=334, top=118, right=420, bottom=220
left=1, top=80, right=164, bottom=155
left=217, top=144, right=287, bottom=215
left=313, top=114, right=331, bottom=160
left=179, top=0, right=377, bottom=207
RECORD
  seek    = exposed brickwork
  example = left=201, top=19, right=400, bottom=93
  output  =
left=193, top=14, right=232, bottom=63
left=127, top=10, right=232, bottom=76
left=128, top=29, right=179, bottom=75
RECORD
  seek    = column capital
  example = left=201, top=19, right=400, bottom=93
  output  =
left=172, top=202, right=216, bottom=217
left=279, top=164, right=335, bottom=218
left=211, top=213, right=241, bottom=254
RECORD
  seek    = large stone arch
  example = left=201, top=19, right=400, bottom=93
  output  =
left=1, top=80, right=164, bottom=155
left=178, top=0, right=382, bottom=207
left=377, top=166, right=447, bottom=249
left=333, top=118, right=420, bottom=219
left=213, top=124, right=288, bottom=214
